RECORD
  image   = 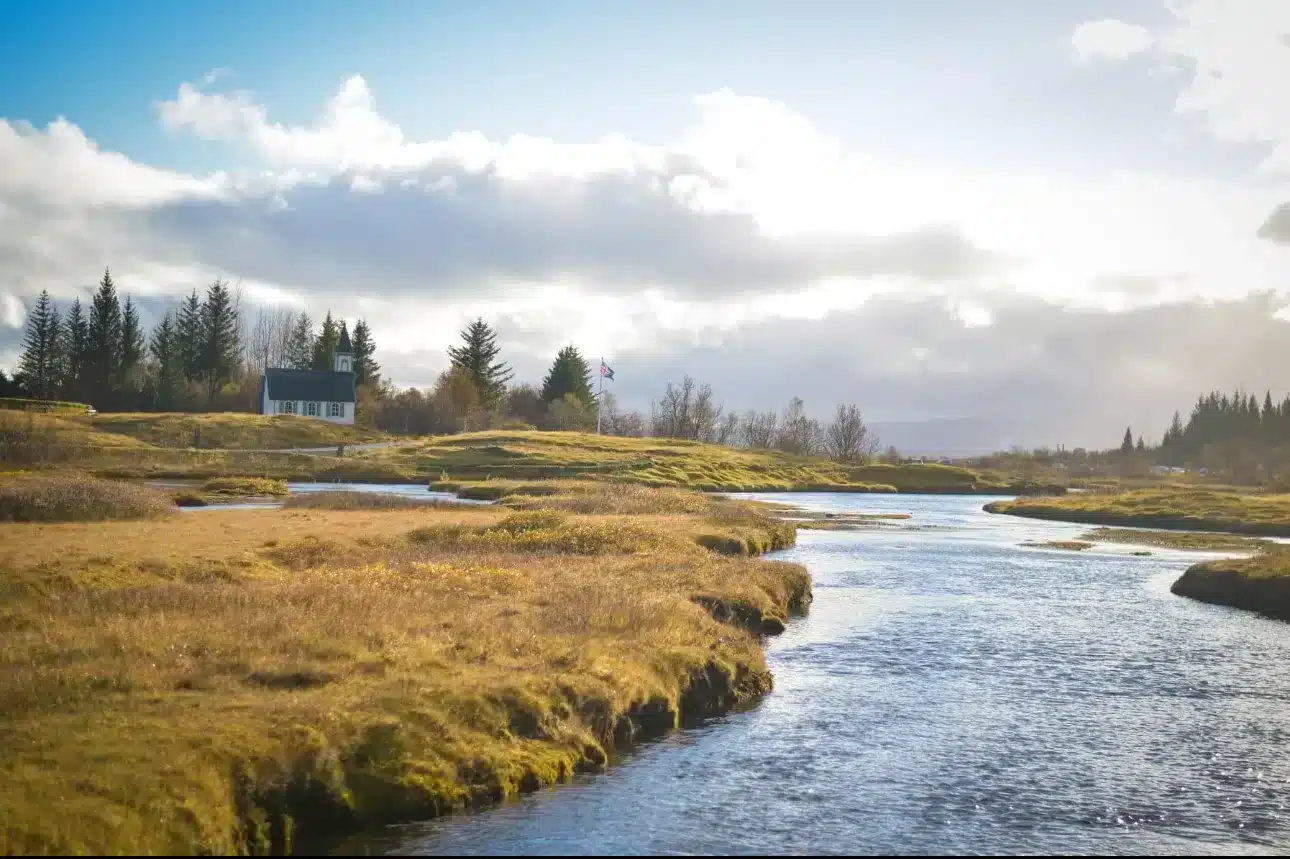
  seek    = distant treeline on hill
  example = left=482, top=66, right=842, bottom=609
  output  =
left=6, top=295, right=888, bottom=463
left=1152, top=390, right=1290, bottom=477
left=3, top=270, right=379, bottom=414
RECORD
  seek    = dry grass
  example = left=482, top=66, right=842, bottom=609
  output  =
left=0, top=474, right=175, bottom=523
left=367, top=430, right=1039, bottom=493
left=283, top=491, right=469, bottom=511
left=1018, top=540, right=1095, bottom=551
left=90, top=412, right=389, bottom=450
left=0, top=484, right=809, bottom=855
left=200, top=477, right=290, bottom=497
left=1080, top=527, right=1270, bottom=552
left=986, top=488, right=1290, bottom=536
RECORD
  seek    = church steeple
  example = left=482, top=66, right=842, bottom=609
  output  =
left=334, top=322, right=354, bottom=374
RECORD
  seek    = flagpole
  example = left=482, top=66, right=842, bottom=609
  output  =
left=596, top=357, right=604, bottom=435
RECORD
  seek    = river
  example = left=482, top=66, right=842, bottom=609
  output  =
left=332, top=492, right=1290, bottom=855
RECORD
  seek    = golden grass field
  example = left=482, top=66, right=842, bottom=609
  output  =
left=0, top=477, right=808, bottom=855
left=985, top=487, right=1290, bottom=536
left=5, top=414, right=1055, bottom=494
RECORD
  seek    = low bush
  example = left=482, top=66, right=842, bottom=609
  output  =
left=0, top=475, right=175, bottom=522
left=200, top=477, right=289, bottom=497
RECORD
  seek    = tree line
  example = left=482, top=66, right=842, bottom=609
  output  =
left=7, top=270, right=380, bottom=412
left=366, top=318, right=881, bottom=462
left=8, top=292, right=881, bottom=462
left=1142, top=389, right=1290, bottom=480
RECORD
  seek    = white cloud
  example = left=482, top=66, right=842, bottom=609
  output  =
left=1072, top=18, right=1154, bottom=62
left=1156, top=0, right=1290, bottom=175
left=0, top=118, right=224, bottom=208
left=2, top=44, right=1290, bottom=445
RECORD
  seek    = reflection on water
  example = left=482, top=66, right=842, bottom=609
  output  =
left=336, top=493, right=1290, bottom=856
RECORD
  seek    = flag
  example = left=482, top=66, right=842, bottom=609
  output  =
left=600, top=362, right=615, bottom=382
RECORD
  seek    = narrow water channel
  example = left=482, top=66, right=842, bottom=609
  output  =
left=335, top=493, right=1290, bottom=855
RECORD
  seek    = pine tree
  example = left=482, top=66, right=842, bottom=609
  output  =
left=447, top=318, right=513, bottom=407
left=200, top=279, right=240, bottom=404
left=87, top=268, right=123, bottom=407
left=352, top=318, right=380, bottom=387
left=540, top=345, right=593, bottom=405
left=1136, top=435, right=1146, bottom=453
left=17, top=290, right=63, bottom=400
left=176, top=289, right=204, bottom=382
left=1120, top=426, right=1134, bottom=455
left=148, top=312, right=183, bottom=410
left=119, top=295, right=144, bottom=406
left=286, top=312, right=315, bottom=370
left=311, top=312, right=340, bottom=370
left=61, top=298, right=89, bottom=402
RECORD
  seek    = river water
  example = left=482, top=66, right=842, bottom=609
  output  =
left=335, top=492, right=1290, bottom=856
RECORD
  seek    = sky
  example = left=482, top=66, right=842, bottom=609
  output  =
left=1, top=0, right=1289, bottom=450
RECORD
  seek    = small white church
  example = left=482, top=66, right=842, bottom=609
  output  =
left=258, top=326, right=358, bottom=425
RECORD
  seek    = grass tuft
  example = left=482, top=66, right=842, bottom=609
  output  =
left=200, top=477, right=289, bottom=497
left=0, top=474, right=175, bottom=522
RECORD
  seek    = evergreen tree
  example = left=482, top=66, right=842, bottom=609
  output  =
left=200, top=279, right=240, bottom=403
left=447, top=318, right=513, bottom=407
left=1120, top=426, right=1134, bottom=455
left=61, top=298, right=89, bottom=402
left=540, top=345, right=593, bottom=405
left=87, top=268, right=123, bottom=406
left=17, top=290, right=63, bottom=400
left=286, top=312, right=315, bottom=370
left=176, top=289, right=204, bottom=382
left=311, top=311, right=340, bottom=370
left=119, top=295, right=145, bottom=404
left=0, top=369, right=16, bottom=398
left=352, top=318, right=380, bottom=387
left=148, top=312, right=184, bottom=410
left=1135, top=435, right=1146, bottom=453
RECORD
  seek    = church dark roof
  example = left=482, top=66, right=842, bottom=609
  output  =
left=337, top=325, right=353, bottom=354
left=261, top=368, right=356, bottom=403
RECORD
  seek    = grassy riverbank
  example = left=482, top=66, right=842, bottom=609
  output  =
left=0, top=478, right=808, bottom=855
left=984, top=488, right=1290, bottom=537
left=1171, top=547, right=1290, bottom=621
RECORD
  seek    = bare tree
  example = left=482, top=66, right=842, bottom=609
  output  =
left=245, top=306, right=296, bottom=374
left=651, top=376, right=698, bottom=438
left=714, top=411, right=741, bottom=446
left=775, top=397, right=823, bottom=456
left=824, top=403, right=879, bottom=463
left=691, top=383, right=722, bottom=441
left=741, top=409, right=778, bottom=448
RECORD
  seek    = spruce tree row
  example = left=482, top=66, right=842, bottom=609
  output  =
left=11, top=272, right=381, bottom=413
left=1155, top=389, right=1290, bottom=467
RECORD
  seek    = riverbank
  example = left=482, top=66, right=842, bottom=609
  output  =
left=984, top=487, right=1290, bottom=537
left=1171, top=546, right=1290, bottom=621
left=0, top=480, right=808, bottom=855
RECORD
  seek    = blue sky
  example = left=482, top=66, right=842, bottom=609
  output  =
left=0, top=0, right=1236, bottom=176
left=1, top=0, right=1288, bottom=448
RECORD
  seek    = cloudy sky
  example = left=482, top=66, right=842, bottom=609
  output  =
left=2, top=0, right=1289, bottom=450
